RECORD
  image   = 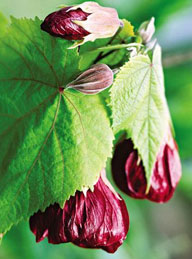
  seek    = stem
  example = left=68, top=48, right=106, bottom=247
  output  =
left=93, top=50, right=114, bottom=64
left=92, top=43, right=142, bottom=64
left=92, top=27, right=122, bottom=64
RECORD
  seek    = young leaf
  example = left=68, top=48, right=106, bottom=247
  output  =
left=0, top=17, right=113, bottom=233
left=118, top=19, right=135, bottom=39
left=110, top=44, right=169, bottom=187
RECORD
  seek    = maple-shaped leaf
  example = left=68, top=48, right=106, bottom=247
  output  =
left=0, top=17, right=113, bottom=233
left=110, top=44, right=170, bottom=187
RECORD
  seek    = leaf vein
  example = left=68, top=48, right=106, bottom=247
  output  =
left=13, top=23, right=60, bottom=86
left=10, top=93, right=62, bottom=208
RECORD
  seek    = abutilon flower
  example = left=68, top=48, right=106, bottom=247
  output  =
left=29, top=170, right=129, bottom=253
left=67, top=64, right=114, bottom=94
left=41, top=2, right=121, bottom=47
left=111, top=129, right=182, bottom=203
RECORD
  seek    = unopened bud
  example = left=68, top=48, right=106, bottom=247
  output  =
left=138, top=17, right=155, bottom=44
left=41, top=7, right=90, bottom=40
left=67, top=64, right=114, bottom=95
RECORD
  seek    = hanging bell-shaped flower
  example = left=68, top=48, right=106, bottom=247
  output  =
left=111, top=128, right=182, bottom=203
left=30, top=169, right=129, bottom=253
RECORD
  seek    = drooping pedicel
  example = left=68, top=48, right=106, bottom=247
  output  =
left=29, top=170, right=129, bottom=253
left=112, top=129, right=182, bottom=203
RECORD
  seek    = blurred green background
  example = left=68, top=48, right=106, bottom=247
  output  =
left=0, top=0, right=192, bottom=258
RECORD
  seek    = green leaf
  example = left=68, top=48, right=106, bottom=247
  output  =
left=0, top=13, right=8, bottom=35
left=0, top=17, right=113, bottom=233
left=110, top=44, right=169, bottom=187
left=79, top=38, right=110, bottom=70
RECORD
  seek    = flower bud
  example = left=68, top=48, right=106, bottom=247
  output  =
left=67, top=64, right=114, bottom=95
left=41, top=7, right=90, bottom=40
left=29, top=170, right=129, bottom=253
left=41, top=2, right=121, bottom=47
left=111, top=130, right=182, bottom=203
left=138, top=17, right=155, bottom=44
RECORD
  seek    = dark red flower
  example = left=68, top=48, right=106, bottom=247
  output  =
left=112, top=131, right=182, bottom=203
left=41, top=7, right=90, bottom=40
left=29, top=170, right=129, bottom=253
